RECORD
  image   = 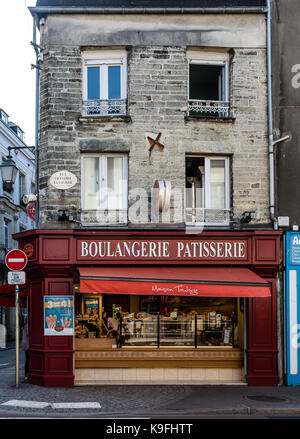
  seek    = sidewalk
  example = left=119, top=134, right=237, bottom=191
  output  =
left=1, top=376, right=300, bottom=417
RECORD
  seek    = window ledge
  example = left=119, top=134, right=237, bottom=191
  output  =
left=185, top=115, right=236, bottom=123
left=78, top=115, right=132, bottom=123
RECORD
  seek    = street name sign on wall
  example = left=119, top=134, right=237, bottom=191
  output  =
left=49, top=170, right=77, bottom=190
left=5, top=249, right=27, bottom=271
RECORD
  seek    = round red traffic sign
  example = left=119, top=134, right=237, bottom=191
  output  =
left=5, top=249, right=28, bottom=271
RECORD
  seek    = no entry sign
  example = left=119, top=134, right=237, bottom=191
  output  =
left=5, top=249, right=28, bottom=271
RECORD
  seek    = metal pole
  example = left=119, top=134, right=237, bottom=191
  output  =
left=15, top=284, right=19, bottom=388
left=33, top=17, right=40, bottom=226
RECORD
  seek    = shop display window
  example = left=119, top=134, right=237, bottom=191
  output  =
left=75, top=292, right=244, bottom=349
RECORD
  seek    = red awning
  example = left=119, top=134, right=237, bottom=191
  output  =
left=79, top=266, right=271, bottom=298
left=0, top=283, right=29, bottom=307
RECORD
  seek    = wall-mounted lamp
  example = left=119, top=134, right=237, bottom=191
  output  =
left=0, top=154, right=18, bottom=185
left=0, top=146, right=35, bottom=185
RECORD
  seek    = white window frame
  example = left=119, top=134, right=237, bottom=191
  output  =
left=82, top=49, right=127, bottom=112
left=187, top=50, right=230, bottom=117
left=81, top=153, right=128, bottom=218
left=188, top=59, right=229, bottom=103
left=185, top=155, right=230, bottom=226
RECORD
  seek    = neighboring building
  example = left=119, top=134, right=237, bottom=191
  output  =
left=271, top=0, right=300, bottom=385
left=18, top=0, right=282, bottom=387
left=0, top=108, right=36, bottom=339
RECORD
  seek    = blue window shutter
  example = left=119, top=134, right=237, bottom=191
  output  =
left=87, top=66, right=100, bottom=100
left=108, top=66, right=121, bottom=99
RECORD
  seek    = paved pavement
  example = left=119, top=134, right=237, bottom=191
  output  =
left=2, top=343, right=300, bottom=419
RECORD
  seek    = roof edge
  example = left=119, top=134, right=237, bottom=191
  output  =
left=29, top=6, right=267, bottom=17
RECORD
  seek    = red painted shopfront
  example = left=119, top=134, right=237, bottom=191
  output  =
left=14, top=229, right=281, bottom=387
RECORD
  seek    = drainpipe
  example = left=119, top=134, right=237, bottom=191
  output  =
left=266, top=0, right=277, bottom=230
left=33, top=17, right=40, bottom=226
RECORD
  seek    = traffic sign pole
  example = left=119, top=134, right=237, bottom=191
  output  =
left=15, top=284, right=19, bottom=388
left=5, top=250, right=28, bottom=388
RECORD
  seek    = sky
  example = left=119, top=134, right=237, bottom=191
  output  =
left=0, top=0, right=38, bottom=146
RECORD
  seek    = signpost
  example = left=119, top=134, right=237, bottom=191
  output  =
left=5, top=249, right=28, bottom=388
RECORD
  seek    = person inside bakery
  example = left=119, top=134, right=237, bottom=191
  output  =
left=106, top=311, right=121, bottom=347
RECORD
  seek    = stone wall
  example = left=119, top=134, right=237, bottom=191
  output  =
left=38, top=17, right=269, bottom=229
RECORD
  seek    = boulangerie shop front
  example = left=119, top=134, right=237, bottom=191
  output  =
left=15, top=230, right=281, bottom=387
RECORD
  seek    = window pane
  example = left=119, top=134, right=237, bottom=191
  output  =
left=210, top=160, right=226, bottom=209
left=108, top=66, right=121, bottom=99
left=186, top=157, right=205, bottom=208
left=107, top=157, right=123, bottom=209
left=189, top=64, right=223, bottom=101
left=87, top=66, right=100, bottom=100
left=83, top=157, right=99, bottom=210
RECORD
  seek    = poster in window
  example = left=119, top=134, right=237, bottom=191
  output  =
left=44, top=296, right=74, bottom=336
left=84, top=297, right=99, bottom=317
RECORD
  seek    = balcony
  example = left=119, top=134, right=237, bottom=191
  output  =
left=185, top=208, right=231, bottom=227
left=82, top=99, right=127, bottom=117
left=188, top=100, right=230, bottom=118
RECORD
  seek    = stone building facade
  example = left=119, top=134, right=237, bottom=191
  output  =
left=19, top=1, right=284, bottom=388
left=36, top=8, right=270, bottom=230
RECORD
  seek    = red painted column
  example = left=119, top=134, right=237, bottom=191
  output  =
left=246, top=278, right=278, bottom=386
left=27, top=272, right=74, bottom=387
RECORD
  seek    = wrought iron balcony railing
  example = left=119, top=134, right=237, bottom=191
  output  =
left=188, top=100, right=230, bottom=118
left=81, top=209, right=128, bottom=226
left=185, top=208, right=231, bottom=226
left=82, top=99, right=127, bottom=117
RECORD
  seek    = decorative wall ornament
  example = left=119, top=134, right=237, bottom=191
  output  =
left=147, top=132, right=165, bottom=161
left=152, top=180, right=171, bottom=214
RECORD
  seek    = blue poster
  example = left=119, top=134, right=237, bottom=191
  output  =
left=44, top=296, right=74, bottom=336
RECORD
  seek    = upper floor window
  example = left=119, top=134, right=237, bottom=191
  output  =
left=82, top=49, right=127, bottom=117
left=0, top=110, right=8, bottom=124
left=19, top=172, right=26, bottom=200
left=187, top=50, right=230, bottom=118
left=81, top=153, right=128, bottom=225
left=4, top=219, right=11, bottom=250
left=185, top=156, right=230, bottom=226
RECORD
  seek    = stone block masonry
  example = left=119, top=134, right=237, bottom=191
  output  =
left=38, top=39, right=269, bottom=228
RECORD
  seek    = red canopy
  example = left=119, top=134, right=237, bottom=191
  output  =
left=0, top=283, right=29, bottom=307
left=79, top=266, right=271, bottom=298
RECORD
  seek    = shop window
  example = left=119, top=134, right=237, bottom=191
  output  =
left=74, top=293, right=244, bottom=350
left=185, top=156, right=230, bottom=226
left=82, top=49, right=127, bottom=116
left=187, top=52, right=229, bottom=118
left=81, top=154, right=128, bottom=225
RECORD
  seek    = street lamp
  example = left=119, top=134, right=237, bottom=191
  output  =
left=0, top=146, right=35, bottom=186
left=0, top=154, right=18, bottom=185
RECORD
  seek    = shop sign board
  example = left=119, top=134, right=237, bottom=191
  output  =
left=289, top=233, right=300, bottom=265
left=77, top=238, right=249, bottom=262
left=26, top=202, right=36, bottom=221
left=44, top=296, right=74, bottom=336
left=5, top=249, right=27, bottom=271
left=286, top=232, right=300, bottom=385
